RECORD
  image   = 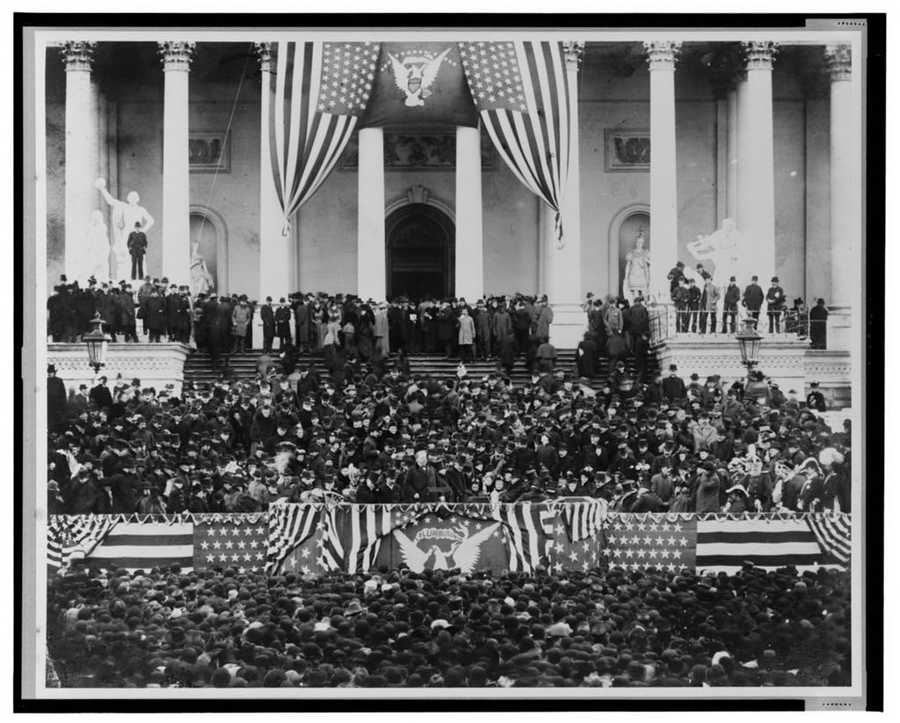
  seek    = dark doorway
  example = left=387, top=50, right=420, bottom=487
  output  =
left=385, top=204, right=455, bottom=300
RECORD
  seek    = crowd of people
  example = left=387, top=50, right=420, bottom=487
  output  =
left=46, top=330, right=850, bottom=515
left=46, top=562, right=852, bottom=688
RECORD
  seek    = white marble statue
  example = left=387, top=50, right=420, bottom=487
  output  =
left=86, top=209, right=112, bottom=282
left=95, top=178, right=154, bottom=281
left=190, top=240, right=215, bottom=296
left=685, top=218, right=746, bottom=287
left=622, top=229, right=651, bottom=300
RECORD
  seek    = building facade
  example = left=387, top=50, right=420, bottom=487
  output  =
left=45, top=38, right=859, bottom=347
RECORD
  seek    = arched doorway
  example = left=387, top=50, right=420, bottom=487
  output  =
left=385, top=203, right=455, bottom=300
left=608, top=204, right=651, bottom=298
left=189, top=207, right=227, bottom=294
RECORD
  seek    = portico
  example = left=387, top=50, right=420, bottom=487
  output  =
left=48, top=38, right=860, bottom=353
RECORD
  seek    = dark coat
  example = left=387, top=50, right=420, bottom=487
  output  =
left=261, top=304, right=275, bottom=334
left=47, top=376, right=68, bottom=430
left=743, top=283, right=764, bottom=311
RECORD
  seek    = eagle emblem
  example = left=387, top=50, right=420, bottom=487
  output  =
left=392, top=521, right=500, bottom=573
left=388, top=47, right=453, bottom=107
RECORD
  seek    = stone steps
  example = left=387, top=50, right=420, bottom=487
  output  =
left=183, top=349, right=659, bottom=389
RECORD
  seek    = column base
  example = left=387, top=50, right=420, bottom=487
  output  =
left=549, top=304, right=588, bottom=348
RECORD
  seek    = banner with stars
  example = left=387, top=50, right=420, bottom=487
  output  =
left=360, top=43, right=478, bottom=128
left=602, top=513, right=698, bottom=574
left=194, top=515, right=269, bottom=574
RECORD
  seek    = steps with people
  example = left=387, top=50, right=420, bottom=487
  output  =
left=182, top=349, right=658, bottom=389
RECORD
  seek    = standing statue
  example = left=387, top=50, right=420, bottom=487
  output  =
left=94, top=178, right=154, bottom=281
left=190, top=240, right=215, bottom=296
left=622, top=229, right=651, bottom=300
left=86, top=209, right=111, bottom=282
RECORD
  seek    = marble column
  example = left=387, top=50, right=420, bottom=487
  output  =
left=825, top=44, right=858, bottom=310
left=61, top=41, right=98, bottom=283
left=255, top=43, right=292, bottom=304
left=455, top=125, right=484, bottom=302
left=357, top=126, right=386, bottom=301
left=726, top=87, right=739, bottom=220
left=737, top=41, right=778, bottom=285
left=644, top=40, right=681, bottom=302
left=824, top=43, right=859, bottom=351
left=541, top=41, right=587, bottom=347
left=158, top=41, right=195, bottom=286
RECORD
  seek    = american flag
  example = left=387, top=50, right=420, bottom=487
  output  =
left=495, top=502, right=557, bottom=572
left=268, top=41, right=379, bottom=225
left=458, top=41, right=571, bottom=235
left=604, top=513, right=852, bottom=575
left=47, top=515, right=116, bottom=570
left=266, top=503, right=322, bottom=574
left=194, top=517, right=269, bottom=574
left=76, top=520, right=195, bottom=572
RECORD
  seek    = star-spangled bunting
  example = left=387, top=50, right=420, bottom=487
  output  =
left=602, top=515, right=697, bottom=574
left=193, top=519, right=269, bottom=574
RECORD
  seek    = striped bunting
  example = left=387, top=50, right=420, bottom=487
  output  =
left=495, top=502, right=556, bottom=573
left=80, top=521, right=194, bottom=572
left=459, top=41, right=571, bottom=238
left=555, top=497, right=608, bottom=542
left=268, top=41, right=379, bottom=231
left=265, top=503, right=321, bottom=574
left=695, top=517, right=842, bottom=574
left=47, top=515, right=117, bottom=569
left=807, top=513, right=852, bottom=564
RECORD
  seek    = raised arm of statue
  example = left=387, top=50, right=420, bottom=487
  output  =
left=95, top=178, right=119, bottom=209
left=139, top=207, right=155, bottom=233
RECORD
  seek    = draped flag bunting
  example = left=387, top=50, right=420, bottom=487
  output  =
left=458, top=41, right=571, bottom=240
left=268, top=41, right=380, bottom=234
left=360, top=42, right=477, bottom=128
left=48, top=514, right=267, bottom=574
left=603, top=513, right=852, bottom=575
left=48, top=510, right=851, bottom=577
left=47, top=515, right=117, bottom=570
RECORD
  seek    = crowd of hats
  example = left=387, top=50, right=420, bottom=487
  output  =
left=46, top=562, right=851, bottom=688
left=48, top=345, right=850, bottom=514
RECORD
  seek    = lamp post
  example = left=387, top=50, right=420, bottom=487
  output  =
left=83, top=312, right=110, bottom=374
left=735, top=317, right=762, bottom=380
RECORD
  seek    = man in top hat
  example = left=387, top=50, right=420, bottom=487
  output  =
left=47, top=364, right=68, bottom=433
left=765, top=276, right=786, bottom=333
left=742, top=275, right=764, bottom=328
left=809, top=298, right=829, bottom=349
left=721, top=276, right=741, bottom=334
left=260, top=297, right=275, bottom=353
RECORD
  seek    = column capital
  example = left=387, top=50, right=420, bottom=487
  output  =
left=741, top=41, right=779, bottom=71
left=254, top=42, right=274, bottom=72
left=643, top=41, right=682, bottom=70
left=562, top=41, right=585, bottom=70
left=158, top=41, right=196, bottom=72
left=824, top=43, right=852, bottom=81
left=59, top=41, right=97, bottom=72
